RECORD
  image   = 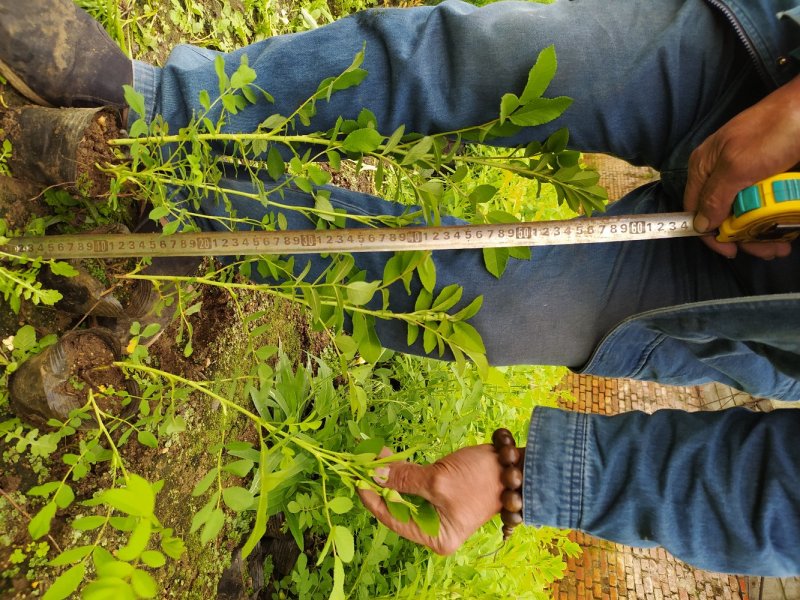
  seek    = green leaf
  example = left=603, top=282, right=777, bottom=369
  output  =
left=140, top=550, right=166, bottom=568
left=13, top=325, right=37, bottom=353
left=191, top=495, right=216, bottom=533
left=357, top=107, right=377, bottom=129
left=99, top=488, right=144, bottom=517
left=82, top=577, right=135, bottom=600
left=141, top=323, right=162, bottom=338
left=417, top=253, right=436, bottom=293
left=386, top=500, right=410, bottom=523
left=127, top=474, right=156, bottom=516
left=314, top=191, right=335, bottom=223
left=451, top=322, right=486, bottom=353
left=308, top=164, right=331, bottom=186
left=108, top=516, right=136, bottom=532
left=346, top=280, right=379, bottom=306
left=123, top=85, right=146, bottom=118
left=54, top=485, right=74, bottom=509
left=137, top=431, right=158, bottom=449
left=499, top=93, right=520, bottom=123
left=422, top=327, right=437, bottom=355
left=407, top=323, right=420, bottom=346
left=411, top=499, right=440, bottom=537
left=341, top=128, right=384, bottom=154
left=222, top=486, right=255, bottom=512
left=261, top=113, right=286, bottom=130
left=431, top=284, right=463, bottom=312
left=568, top=169, right=601, bottom=186
left=162, top=219, right=180, bottom=236
left=116, top=518, right=151, bottom=561
left=453, top=295, right=483, bottom=321
left=28, top=502, right=56, bottom=539
left=400, top=136, right=434, bottom=166
left=316, top=50, right=367, bottom=99
left=199, top=90, right=211, bottom=112
left=520, top=45, right=557, bottom=103
left=382, top=124, right=405, bottom=154
left=49, top=261, right=78, bottom=277
left=353, top=437, right=385, bottom=455
left=328, top=496, right=353, bottom=515
left=267, top=146, right=285, bottom=181
left=544, top=127, right=570, bottom=153
left=48, top=545, right=93, bottom=566
left=349, top=384, right=368, bottom=421
left=241, top=442, right=270, bottom=559
left=27, top=480, right=60, bottom=497
left=331, top=557, right=346, bottom=600
left=334, top=333, right=358, bottom=356
left=222, top=459, right=254, bottom=478
left=469, top=184, right=497, bottom=205
left=351, top=313, right=382, bottom=363
left=332, top=525, right=354, bottom=563
left=483, top=247, right=510, bottom=278
left=192, top=468, right=218, bottom=497
left=96, top=559, right=134, bottom=579
left=214, top=55, right=230, bottom=95
left=131, top=569, right=158, bottom=598
left=294, top=175, right=313, bottom=193
left=92, top=546, right=114, bottom=569
left=161, top=535, right=186, bottom=560
left=230, top=58, right=257, bottom=89
left=42, top=563, right=85, bottom=600
left=509, top=97, right=573, bottom=127
left=326, top=149, right=341, bottom=170
left=201, top=508, right=225, bottom=544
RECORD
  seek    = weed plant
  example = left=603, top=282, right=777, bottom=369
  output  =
left=0, top=0, right=599, bottom=598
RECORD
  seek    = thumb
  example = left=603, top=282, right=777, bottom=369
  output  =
left=694, top=170, right=745, bottom=233
left=357, top=460, right=438, bottom=549
left=380, top=461, right=434, bottom=502
left=372, top=447, right=434, bottom=501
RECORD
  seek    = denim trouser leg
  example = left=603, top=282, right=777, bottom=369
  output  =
left=526, top=406, right=800, bottom=576
left=139, top=0, right=746, bottom=168
left=131, top=0, right=768, bottom=368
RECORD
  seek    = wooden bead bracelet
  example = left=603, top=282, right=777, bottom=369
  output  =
left=491, top=428, right=524, bottom=540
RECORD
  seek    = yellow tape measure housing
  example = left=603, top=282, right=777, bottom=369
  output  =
left=717, top=173, right=800, bottom=243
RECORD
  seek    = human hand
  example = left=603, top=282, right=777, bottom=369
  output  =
left=357, top=445, right=510, bottom=555
left=684, top=75, right=800, bottom=259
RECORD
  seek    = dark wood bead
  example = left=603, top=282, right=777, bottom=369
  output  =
left=501, top=509, right=523, bottom=527
left=501, top=466, right=523, bottom=490
left=501, top=489, right=523, bottom=513
left=492, top=428, right=514, bottom=448
left=502, top=525, right=515, bottom=540
left=498, top=444, right=520, bottom=467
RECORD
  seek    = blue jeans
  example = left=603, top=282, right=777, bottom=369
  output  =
left=132, top=0, right=800, bottom=575
left=133, top=0, right=797, bottom=368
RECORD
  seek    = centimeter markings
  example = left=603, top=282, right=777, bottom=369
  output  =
left=2, top=213, right=698, bottom=260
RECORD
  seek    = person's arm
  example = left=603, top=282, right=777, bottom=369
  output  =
left=360, top=407, right=800, bottom=576
left=684, top=74, right=800, bottom=259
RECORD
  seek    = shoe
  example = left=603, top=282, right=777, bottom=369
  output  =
left=0, top=0, right=132, bottom=108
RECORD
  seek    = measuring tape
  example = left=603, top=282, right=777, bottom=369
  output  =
left=2, top=176, right=799, bottom=260
left=2, top=213, right=699, bottom=259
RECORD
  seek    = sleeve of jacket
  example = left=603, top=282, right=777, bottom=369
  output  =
left=523, top=406, right=800, bottom=576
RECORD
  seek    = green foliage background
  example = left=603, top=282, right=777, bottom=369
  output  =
left=0, top=0, right=594, bottom=598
